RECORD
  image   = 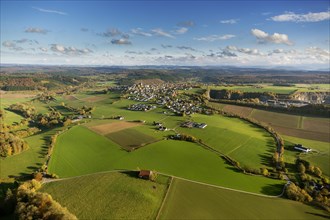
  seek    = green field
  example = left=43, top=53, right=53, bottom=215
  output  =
left=40, top=172, right=169, bottom=219
left=208, top=83, right=330, bottom=94
left=0, top=128, right=61, bottom=179
left=208, top=85, right=298, bottom=94
left=284, top=135, right=330, bottom=177
left=177, top=114, right=275, bottom=170
left=106, top=127, right=159, bottom=150
left=160, top=178, right=329, bottom=220
left=1, top=110, right=24, bottom=125
left=48, top=125, right=284, bottom=195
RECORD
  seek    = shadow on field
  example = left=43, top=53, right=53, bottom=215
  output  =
left=260, top=183, right=284, bottom=195
left=259, top=154, right=272, bottom=167
left=121, top=171, right=139, bottom=178
left=305, top=212, right=330, bottom=219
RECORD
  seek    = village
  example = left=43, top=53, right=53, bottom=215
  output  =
left=112, top=82, right=209, bottom=115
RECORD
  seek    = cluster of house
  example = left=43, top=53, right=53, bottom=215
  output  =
left=126, top=83, right=181, bottom=102
left=72, top=114, right=92, bottom=123
left=294, top=144, right=312, bottom=153
left=153, top=121, right=168, bottom=131
left=165, top=98, right=205, bottom=115
left=181, top=121, right=207, bottom=129
left=127, top=104, right=156, bottom=111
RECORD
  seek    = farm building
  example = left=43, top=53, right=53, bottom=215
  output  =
left=138, top=170, right=153, bottom=179
left=294, top=144, right=312, bottom=153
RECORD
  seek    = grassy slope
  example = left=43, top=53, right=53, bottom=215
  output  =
left=40, top=172, right=168, bottom=220
left=284, top=135, right=330, bottom=177
left=48, top=126, right=284, bottom=195
left=160, top=178, right=329, bottom=220
left=208, top=83, right=330, bottom=94
left=0, top=128, right=61, bottom=179
left=177, top=114, right=275, bottom=169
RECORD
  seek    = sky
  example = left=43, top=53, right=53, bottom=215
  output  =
left=1, top=0, right=329, bottom=69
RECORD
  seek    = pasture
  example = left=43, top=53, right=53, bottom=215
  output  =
left=284, top=135, right=330, bottom=177
left=48, top=125, right=284, bottom=195
left=0, top=128, right=61, bottom=179
left=40, top=172, right=169, bottom=220
left=177, top=114, right=275, bottom=170
left=208, top=84, right=298, bottom=94
left=207, top=83, right=330, bottom=94
left=160, top=178, right=329, bottom=220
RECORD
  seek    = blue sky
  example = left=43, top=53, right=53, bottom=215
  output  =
left=1, top=1, right=329, bottom=69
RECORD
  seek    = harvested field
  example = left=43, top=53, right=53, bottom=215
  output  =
left=0, top=93, right=36, bottom=99
left=251, top=110, right=299, bottom=128
left=64, top=95, right=78, bottom=101
left=88, top=121, right=141, bottom=135
left=273, top=125, right=330, bottom=142
left=81, top=96, right=107, bottom=102
left=303, top=117, right=330, bottom=134
left=106, top=128, right=158, bottom=150
left=222, top=105, right=253, bottom=117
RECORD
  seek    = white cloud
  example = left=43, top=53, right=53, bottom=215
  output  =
left=177, top=21, right=195, bottom=27
left=131, top=28, right=152, bottom=37
left=50, top=44, right=93, bottom=55
left=220, top=19, right=238, bottom=24
left=99, top=28, right=123, bottom=37
left=175, top=27, right=188, bottom=34
left=226, top=46, right=264, bottom=56
left=251, top=29, right=293, bottom=45
left=177, top=46, right=197, bottom=51
left=270, top=11, right=330, bottom=22
left=39, top=47, right=48, bottom=52
left=2, top=41, right=16, bottom=48
left=2, top=40, right=24, bottom=51
left=111, top=39, right=132, bottom=45
left=194, top=34, right=235, bottom=42
left=151, top=28, right=175, bottom=38
left=25, top=27, right=49, bottom=34
left=32, top=7, right=67, bottom=15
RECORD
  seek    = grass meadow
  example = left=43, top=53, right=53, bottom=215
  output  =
left=40, top=172, right=169, bottom=219
left=160, top=178, right=329, bottom=220
left=48, top=125, right=284, bottom=195
left=177, top=114, right=276, bottom=170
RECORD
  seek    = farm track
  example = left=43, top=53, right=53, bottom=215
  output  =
left=42, top=169, right=288, bottom=198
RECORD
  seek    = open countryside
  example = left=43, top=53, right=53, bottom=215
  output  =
left=1, top=1, right=330, bottom=219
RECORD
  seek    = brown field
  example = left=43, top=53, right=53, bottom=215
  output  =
left=303, top=117, right=330, bottom=134
left=88, top=121, right=141, bottom=135
left=0, top=93, right=36, bottom=99
left=251, top=109, right=300, bottom=128
left=222, top=105, right=253, bottom=117
left=81, top=96, right=107, bottom=103
left=207, top=103, right=329, bottom=142
left=64, top=95, right=78, bottom=101
left=273, top=125, right=330, bottom=142
left=106, top=128, right=158, bottom=150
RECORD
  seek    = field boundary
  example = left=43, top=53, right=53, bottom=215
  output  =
left=156, top=176, right=173, bottom=220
